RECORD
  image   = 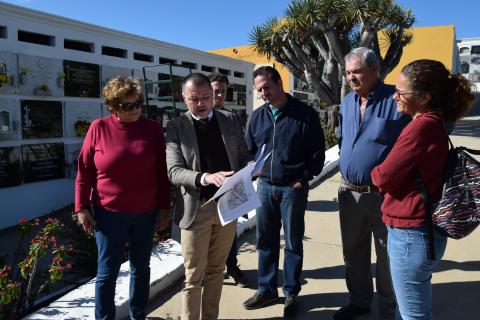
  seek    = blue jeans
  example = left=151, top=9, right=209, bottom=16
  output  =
left=387, top=225, right=448, bottom=320
left=256, top=179, right=309, bottom=297
left=94, top=206, right=157, bottom=320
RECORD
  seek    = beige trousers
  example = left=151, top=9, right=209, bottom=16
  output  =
left=180, top=201, right=237, bottom=320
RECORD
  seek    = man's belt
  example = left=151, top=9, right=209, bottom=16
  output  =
left=341, top=179, right=378, bottom=193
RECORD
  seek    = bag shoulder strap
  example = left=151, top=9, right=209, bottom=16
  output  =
left=414, top=171, right=436, bottom=260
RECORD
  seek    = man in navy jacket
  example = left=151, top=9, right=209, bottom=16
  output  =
left=243, top=66, right=325, bottom=318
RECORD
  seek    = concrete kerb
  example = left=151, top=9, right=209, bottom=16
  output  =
left=26, top=145, right=340, bottom=320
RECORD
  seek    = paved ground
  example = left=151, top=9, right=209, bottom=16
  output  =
left=146, top=116, right=480, bottom=320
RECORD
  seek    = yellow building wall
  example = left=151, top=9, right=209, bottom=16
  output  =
left=383, top=25, right=456, bottom=84
left=209, top=45, right=292, bottom=92
left=211, top=25, right=456, bottom=91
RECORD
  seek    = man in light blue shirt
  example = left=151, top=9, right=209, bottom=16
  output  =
left=335, top=48, right=410, bottom=320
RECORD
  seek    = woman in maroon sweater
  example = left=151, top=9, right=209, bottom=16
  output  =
left=75, top=76, right=170, bottom=320
left=371, top=60, right=474, bottom=320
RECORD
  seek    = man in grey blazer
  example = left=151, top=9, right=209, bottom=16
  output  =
left=166, top=73, right=250, bottom=320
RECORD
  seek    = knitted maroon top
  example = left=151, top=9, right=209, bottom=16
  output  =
left=371, top=112, right=448, bottom=228
left=75, top=115, right=170, bottom=213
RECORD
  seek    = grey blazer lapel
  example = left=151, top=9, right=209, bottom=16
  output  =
left=184, top=112, right=201, bottom=171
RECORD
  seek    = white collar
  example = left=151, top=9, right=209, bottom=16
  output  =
left=191, top=110, right=213, bottom=121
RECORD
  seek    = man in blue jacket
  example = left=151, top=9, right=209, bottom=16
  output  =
left=243, top=66, right=325, bottom=318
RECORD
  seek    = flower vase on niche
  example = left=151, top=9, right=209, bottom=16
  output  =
left=74, top=120, right=91, bottom=137
left=19, top=67, right=29, bottom=85
left=57, top=72, right=65, bottom=88
left=34, top=84, right=51, bottom=96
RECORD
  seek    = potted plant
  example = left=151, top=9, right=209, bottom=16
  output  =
left=34, top=83, right=51, bottom=96
left=74, top=119, right=91, bottom=136
left=19, top=67, right=29, bottom=85
left=57, top=71, right=65, bottom=88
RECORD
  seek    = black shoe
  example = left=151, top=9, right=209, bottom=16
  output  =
left=243, top=291, right=279, bottom=310
left=283, top=296, right=298, bottom=318
left=333, top=304, right=371, bottom=320
left=226, top=265, right=249, bottom=287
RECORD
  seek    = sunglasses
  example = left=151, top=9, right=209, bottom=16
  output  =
left=118, top=99, right=143, bottom=112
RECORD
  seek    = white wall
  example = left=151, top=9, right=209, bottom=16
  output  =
left=0, top=2, right=255, bottom=229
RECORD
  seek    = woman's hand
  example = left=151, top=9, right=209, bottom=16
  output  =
left=157, top=209, right=171, bottom=230
left=76, top=209, right=96, bottom=233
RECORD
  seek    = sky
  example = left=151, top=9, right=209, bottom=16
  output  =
left=2, top=0, right=479, bottom=51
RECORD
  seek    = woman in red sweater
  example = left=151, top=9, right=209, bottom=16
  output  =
left=371, top=60, right=474, bottom=320
left=75, top=76, right=170, bottom=320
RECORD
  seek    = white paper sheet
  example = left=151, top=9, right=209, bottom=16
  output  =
left=202, top=144, right=271, bottom=225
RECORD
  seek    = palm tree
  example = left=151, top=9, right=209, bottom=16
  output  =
left=250, top=0, right=415, bottom=104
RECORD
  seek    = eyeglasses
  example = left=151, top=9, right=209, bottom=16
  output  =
left=118, top=99, right=143, bottom=112
left=394, top=89, right=416, bottom=97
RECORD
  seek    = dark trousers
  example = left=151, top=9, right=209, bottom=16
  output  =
left=226, top=233, right=238, bottom=268
left=256, top=179, right=309, bottom=297
left=338, top=187, right=396, bottom=320
left=94, top=206, right=157, bottom=320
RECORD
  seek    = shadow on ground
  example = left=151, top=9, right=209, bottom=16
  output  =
left=451, top=118, right=480, bottom=138
left=307, top=200, right=339, bottom=212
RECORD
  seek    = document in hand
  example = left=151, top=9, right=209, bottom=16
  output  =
left=204, top=145, right=271, bottom=225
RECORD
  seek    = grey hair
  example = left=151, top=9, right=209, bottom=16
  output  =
left=345, top=47, right=380, bottom=77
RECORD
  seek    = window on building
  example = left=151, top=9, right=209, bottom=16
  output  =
left=232, top=84, right=247, bottom=105
left=201, top=65, right=214, bottom=72
left=471, top=57, right=480, bottom=65
left=234, top=71, right=245, bottom=78
left=218, top=68, right=231, bottom=76
left=0, top=26, right=6, bottom=39
left=134, top=52, right=154, bottom=62
left=181, top=61, right=197, bottom=70
left=158, top=73, right=183, bottom=102
left=64, top=39, right=94, bottom=53
left=18, top=30, right=55, bottom=46
left=460, top=47, right=470, bottom=54
left=294, top=92, right=309, bottom=102
left=471, top=46, right=480, bottom=55
left=102, top=46, right=127, bottom=58
left=159, top=57, right=176, bottom=65
left=461, top=62, right=470, bottom=74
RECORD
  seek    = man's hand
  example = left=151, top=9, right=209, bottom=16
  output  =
left=157, top=209, right=171, bottom=229
left=291, top=181, right=303, bottom=189
left=204, top=171, right=234, bottom=187
left=76, top=209, right=96, bottom=233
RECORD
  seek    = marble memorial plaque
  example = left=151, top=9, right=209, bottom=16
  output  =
left=65, top=143, right=82, bottom=178
left=102, top=65, right=132, bottom=88
left=22, top=143, right=65, bottom=183
left=18, top=54, right=64, bottom=97
left=0, top=146, right=22, bottom=188
left=64, top=102, right=102, bottom=137
left=21, top=100, right=63, bottom=139
left=0, top=51, right=18, bottom=95
left=64, top=60, right=100, bottom=98
left=0, top=98, right=21, bottom=139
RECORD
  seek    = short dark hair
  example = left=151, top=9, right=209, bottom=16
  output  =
left=183, top=73, right=212, bottom=89
left=253, top=66, right=281, bottom=83
left=209, top=73, right=229, bottom=86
